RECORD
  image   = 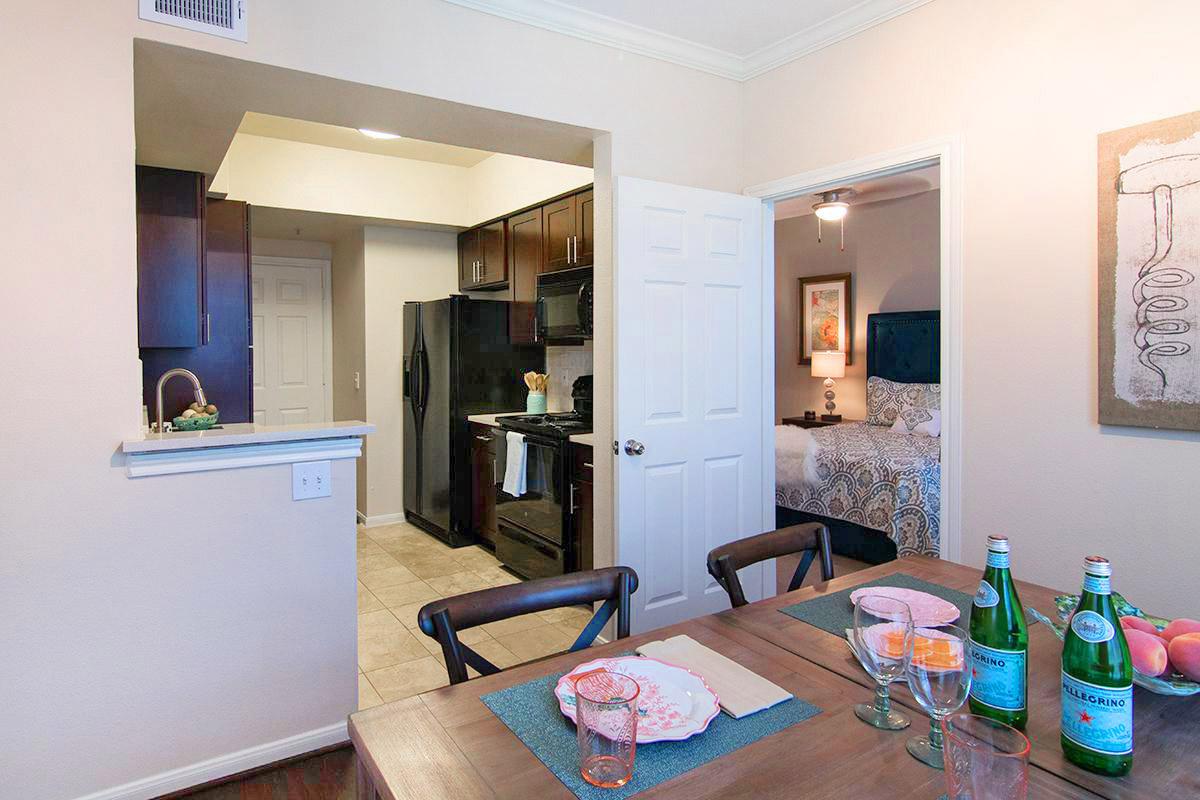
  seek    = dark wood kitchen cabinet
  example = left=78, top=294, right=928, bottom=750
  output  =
left=459, top=220, right=507, bottom=290
left=139, top=198, right=253, bottom=424
left=469, top=422, right=499, bottom=547
left=136, top=166, right=207, bottom=348
left=570, top=442, right=594, bottom=572
left=505, top=206, right=543, bottom=344
left=542, top=189, right=593, bottom=273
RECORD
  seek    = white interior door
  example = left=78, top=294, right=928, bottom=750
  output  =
left=252, top=260, right=329, bottom=426
left=615, top=176, right=768, bottom=633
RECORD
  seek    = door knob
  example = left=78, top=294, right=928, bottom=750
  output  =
left=624, top=439, right=645, bottom=456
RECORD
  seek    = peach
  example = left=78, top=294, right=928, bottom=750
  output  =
left=1161, top=618, right=1200, bottom=642
left=1124, top=628, right=1170, bottom=677
left=1120, top=615, right=1158, bottom=635
left=1167, top=632, right=1200, bottom=682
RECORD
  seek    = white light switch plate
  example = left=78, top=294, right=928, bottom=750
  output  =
left=293, top=460, right=332, bottom=500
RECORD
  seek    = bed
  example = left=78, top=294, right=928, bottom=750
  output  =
left=776, top=311, right=941, bottom=560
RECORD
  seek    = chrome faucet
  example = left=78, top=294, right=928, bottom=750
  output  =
left=155, top=368, right=208, bottom=433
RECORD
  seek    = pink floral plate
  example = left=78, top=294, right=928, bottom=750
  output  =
left=849, top=586, right=960, bottom=627
left=554, top=655, right=721, bottom=743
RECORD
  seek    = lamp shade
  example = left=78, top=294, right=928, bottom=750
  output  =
left=811, top=350, right=846, bottom=379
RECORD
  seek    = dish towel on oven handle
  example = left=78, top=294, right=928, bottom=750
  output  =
left=503, top=431, right=528, bottom=497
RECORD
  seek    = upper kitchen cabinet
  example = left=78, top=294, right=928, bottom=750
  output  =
left=459, top=220, right=507, bottom=291
left=140, top=198, right=253, bottom=424
left=137, top=166, right=207, bottom=347
left=506, top=206, right=543, bottom=344
left=542, top=188, right=593, bottom=273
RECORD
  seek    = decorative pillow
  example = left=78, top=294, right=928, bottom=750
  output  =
left=866, top=376, right=941, bottom=427
left=891, top=407, right=942, bottom=437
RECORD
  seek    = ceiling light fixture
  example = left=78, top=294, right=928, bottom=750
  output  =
left=812, top=189, right=851, bottom=250
left=358, top=128, right=402, bottom=140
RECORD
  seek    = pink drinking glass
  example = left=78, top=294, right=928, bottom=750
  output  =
left=575, top=671, right=640, bottom=789
left=941, top=713, right=1031, bottom=800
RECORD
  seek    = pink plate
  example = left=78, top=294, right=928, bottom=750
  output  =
left=554, top=655, right=720, bottom=743
left=849, top=586, right=960, bottom=626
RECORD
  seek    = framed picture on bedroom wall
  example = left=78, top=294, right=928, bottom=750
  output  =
left=798, top=272, right=853, bottom=366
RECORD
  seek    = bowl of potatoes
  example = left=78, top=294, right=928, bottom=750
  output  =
left=172, top=403, right=220, bottom=431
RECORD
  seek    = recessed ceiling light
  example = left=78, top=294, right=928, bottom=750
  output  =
left=358, top=128, right=402, bottom=140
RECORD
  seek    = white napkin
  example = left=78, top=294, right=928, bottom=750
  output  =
left=502, top=431, right=527, bottom=497
left=636, top=634, right=793, bottom=719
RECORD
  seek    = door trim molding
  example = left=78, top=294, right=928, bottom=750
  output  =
left=251, top=255, right=335, bottom=424
left=745, top=136, right=964, bottom=566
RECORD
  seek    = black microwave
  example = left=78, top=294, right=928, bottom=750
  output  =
left=536, top=267, right=592, bottom=344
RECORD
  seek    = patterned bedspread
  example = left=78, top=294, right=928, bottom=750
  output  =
left=775, top=422, right=940, bottom=557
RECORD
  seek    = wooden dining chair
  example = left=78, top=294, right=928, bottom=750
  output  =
left=417, top=566, right=639, bottom=685
left=706, top=523, right=834, bottom=608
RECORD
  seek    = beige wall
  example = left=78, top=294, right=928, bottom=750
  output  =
left=465, top=153, right=594, bottom=224
left=745, top=0, right=1200, bottom=616
left=362, top=226, right=461, bottom=522
left=776, top=190, right=940, bottom=421
left=251, top=236, right=333, bottom=261
left=331, top=229, right=368, bottom=516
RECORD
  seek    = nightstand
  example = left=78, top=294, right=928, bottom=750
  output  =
left=781, top=416, right=859, bottom=429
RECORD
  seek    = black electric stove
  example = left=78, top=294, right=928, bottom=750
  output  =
left=498, top=411, right=591, bottom=438
left=493, top=375, right=592, bottom=579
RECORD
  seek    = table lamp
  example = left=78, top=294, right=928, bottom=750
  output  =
left=811, top=350, right=846, bottom=422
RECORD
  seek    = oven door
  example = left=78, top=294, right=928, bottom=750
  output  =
left=493, top=430, right=567, bottom=546
left=536, top=268, right=592, bottom=342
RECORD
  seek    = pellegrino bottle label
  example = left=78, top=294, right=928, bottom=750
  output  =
left=969, top=641, right=1027, bottom=711
left=1060, top=672, right=1133, bottom=755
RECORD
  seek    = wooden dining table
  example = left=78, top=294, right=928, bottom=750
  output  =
left=349, top=556, right=1197, bottom=800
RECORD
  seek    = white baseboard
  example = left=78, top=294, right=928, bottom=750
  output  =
left=359, top=511, right=406, bottom=528
left=74, top=721, right=349, bottom=800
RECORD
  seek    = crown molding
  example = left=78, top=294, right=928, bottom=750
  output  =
left=443, top=0, right=933, bottom=81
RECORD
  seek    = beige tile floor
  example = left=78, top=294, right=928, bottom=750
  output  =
left=356, top=521, right=594, bottom=710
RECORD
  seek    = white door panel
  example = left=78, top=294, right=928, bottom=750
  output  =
left=252, top=261, right=327, bottom=426
left=616, top=177, right=766, bottom=633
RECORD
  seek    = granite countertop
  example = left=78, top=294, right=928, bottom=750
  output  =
left=122, top=420, right=375, bottom=454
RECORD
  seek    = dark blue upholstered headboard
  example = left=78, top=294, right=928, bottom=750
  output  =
left=866, top=311, right=940, bottom=384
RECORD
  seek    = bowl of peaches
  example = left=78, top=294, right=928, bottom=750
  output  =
left=1032, top=593, right=1200, bottom=696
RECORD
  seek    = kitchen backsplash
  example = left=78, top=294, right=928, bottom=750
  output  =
left=546, top=342, right=593, bottom=412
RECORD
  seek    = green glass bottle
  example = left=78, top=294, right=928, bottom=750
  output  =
left=1061, top=556, right=1133, bottom=777
left=968, top=535, right=1029, bottom=730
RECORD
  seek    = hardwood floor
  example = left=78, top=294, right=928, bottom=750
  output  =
left=165, top=747, right=355, bottom=800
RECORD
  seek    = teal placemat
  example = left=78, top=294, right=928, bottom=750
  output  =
left=779, top=573, right=977, bottom=635
left=480, top=658, right=822, bottom=800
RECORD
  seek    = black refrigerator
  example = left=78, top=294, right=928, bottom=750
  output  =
left=403, top=296, right=544, bottom=547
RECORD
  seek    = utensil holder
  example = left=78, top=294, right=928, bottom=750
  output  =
left=527, top=391, right=547, bottom=413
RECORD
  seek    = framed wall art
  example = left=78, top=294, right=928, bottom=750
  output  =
left=1098, top=110, right=1200, bottom=431
left=798, top=272, right=853, bottom=366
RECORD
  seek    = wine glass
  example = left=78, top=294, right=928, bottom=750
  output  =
left=905, top=624, right=972, bottom=768
left=852, top=594, right=914, bottom=730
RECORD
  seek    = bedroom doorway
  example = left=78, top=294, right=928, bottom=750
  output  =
left=747, top=139, right=963, bottom=593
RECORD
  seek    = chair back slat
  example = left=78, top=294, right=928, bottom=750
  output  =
left=419, top=566, right=639, bottom=685
left=706, top=523, right=834, bottom=608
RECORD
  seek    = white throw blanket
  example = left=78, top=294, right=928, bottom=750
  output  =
left=502, top=431, right=528, bottom=497
left=775, top=424, right=822, bottom=486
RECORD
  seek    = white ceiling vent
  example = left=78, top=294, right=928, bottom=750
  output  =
left=139, top=0, right=247, bottom=42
